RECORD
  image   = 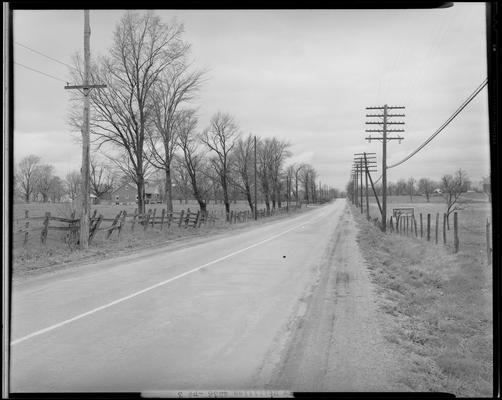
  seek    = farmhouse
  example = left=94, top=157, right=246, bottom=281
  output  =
left=110, top=182, right=161, bottom=205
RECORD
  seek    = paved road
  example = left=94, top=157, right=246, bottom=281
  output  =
left=10, top=199, right=405, bottom=392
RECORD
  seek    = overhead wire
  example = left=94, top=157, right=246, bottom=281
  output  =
left=14, top=41, right=78, bottom=71
left=366, top=77, right=487, bottom=185
left=387, top=77, right=487, bottom=169
left=14, top=61, right=68, bottom=83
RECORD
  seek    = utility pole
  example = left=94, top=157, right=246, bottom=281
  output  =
left=286, top=174, right=290, bottom=211
left=359, top=160, right=363, bottom=213
left=254, top=135, right=257, bottom=220
left=65, top=10, right=106, bottom=249
left=365, top=105, right=405, bottom=232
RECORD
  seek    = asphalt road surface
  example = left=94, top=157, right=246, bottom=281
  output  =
left=10, top=199, right=407, bottom=392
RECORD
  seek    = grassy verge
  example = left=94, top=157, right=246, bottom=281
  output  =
left=351, top=205, right=492, bottom=397
left=12, top=206, right=312, bottom=281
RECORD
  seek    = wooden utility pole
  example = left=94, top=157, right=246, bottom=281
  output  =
left=359, top=159, right=363, bottom=213
left=254, top=135, right=257, bottom=220
left=365, top=105, right=405, bottom=232
left=354, top=153, right=377, bottom=218
left=364, top=154, right=369, bottom=220
left=65, top=10, right=106, bottom=249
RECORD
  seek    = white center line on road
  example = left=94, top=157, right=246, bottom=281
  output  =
left=11, top=207, right=334, bottom=346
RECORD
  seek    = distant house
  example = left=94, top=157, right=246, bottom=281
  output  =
left=433, top=188, right=442, bottom=195
left=110, top=182, right=161, bottom=205
left=110, top=182, right=136, bottom=205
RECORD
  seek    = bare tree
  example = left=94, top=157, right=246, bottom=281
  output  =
left=440, top=169, right=470, bottom=228
left=201, top=112, right=240, bottom=215
left=286, top=164, right=304, bottom=205
left=396, top=179, right=407, bottom=196
left=407, top=177, right=416, bottom=202
left=300, top=164, right=317, bottom=204
left=257, top=138, right=273, bottom=211
left=268, top=138, right=291, bottom=208
left=34, top=164, right=55, bottom=203
left=73, top=11, right=188, bottom=214
left=65, top=171, right=82, bottom=201
left=90, top=157, right=116, bottom=202
left=418, top=178, right=434, bottom=202
left=16, top=155, right=41, bottom=203
left=146, top=57, right=205, bottom=212
left=48, top=176, right=65, bottom=203
left=230, top=134, right=255, bottom=212
left=172, top=156, right=192, bottom=204
left=176, top=110, right=211, bottom=212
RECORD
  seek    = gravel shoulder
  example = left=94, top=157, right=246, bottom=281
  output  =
left=255, top=201, right=410, bottom=391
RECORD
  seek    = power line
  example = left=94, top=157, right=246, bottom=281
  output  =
left=15, top=41, right=78, bottom=71
left=14, top=61, right=68, bottom=83
left=387, top=78, right=488, bottom=169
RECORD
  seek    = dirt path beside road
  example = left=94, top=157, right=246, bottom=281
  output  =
left=256, top=204, right=410, bottom=392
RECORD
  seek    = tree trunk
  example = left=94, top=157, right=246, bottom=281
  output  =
left=197, top=199, right=207, bottom=213
left=137, top=174, right=145, bottom=214
left=426, top=193, right=430, bottom=202
left=165, top=168, right=173, bottom=213
left=221, top=177, right=230, bottom=214
left=243, top=182, right=254, bottom=212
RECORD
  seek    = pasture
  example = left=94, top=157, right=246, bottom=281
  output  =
left=364, top=193, right=492, bottom=262
left=353, top=194, right=493, bottom=396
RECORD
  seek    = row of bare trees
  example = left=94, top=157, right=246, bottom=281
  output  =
left=66, top=11, right=335, bottom=215
left=14, top=155, right=116, bottom=204
left=347, top=168, right=478, bottom=223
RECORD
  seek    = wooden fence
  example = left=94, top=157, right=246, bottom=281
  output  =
left=13, top=204, right=302, bottom=248
left=386, top=211, right=461, bottom=253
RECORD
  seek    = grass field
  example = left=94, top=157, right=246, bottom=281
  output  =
left=363, top=193, right=492, bottom=264
left=352, top=196, right=493, bottom=396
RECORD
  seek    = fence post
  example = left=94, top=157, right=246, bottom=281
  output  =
left=435, top=213, right=439, bottom=245
left=185, top=208, right=191, bottom=227
left=131, top=209, right=137, bottom=231
left=41, top=212, right=50, bottom=244
left=443, top=213, right=447, bottom=244
left=151, top=208, right=157, bottom=229
left=160, top=209, right=166, bottom=231
left=414, top=216, right=418, bottom=237
left=118, top=211, right=127, bottom=239
left=144, top=209, right=151, bottom=231
left=107, top=211, right=122, bottom=239
left=427, top=214, right=431, bottom=241
left=89, top=214, right=103, bottom=244
left=167, top=211, right=173, bottom=229
left=178, top=209, right=185, bottom=227
left=389, top=216, right=394, bottom=232
left=486, top=219, right=491, bottom=264
left=453, top=212, right=459, bottom=253
left=420, top=213, right=423, bottom=239
left=23, top=210, right=30, bottom=246
left=68, top=210, right=77, bottom=246
left=406, top=216, right=409, bottom=236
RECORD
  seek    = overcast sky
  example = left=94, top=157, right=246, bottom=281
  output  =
left=13, top=4, right=490, bottom=191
